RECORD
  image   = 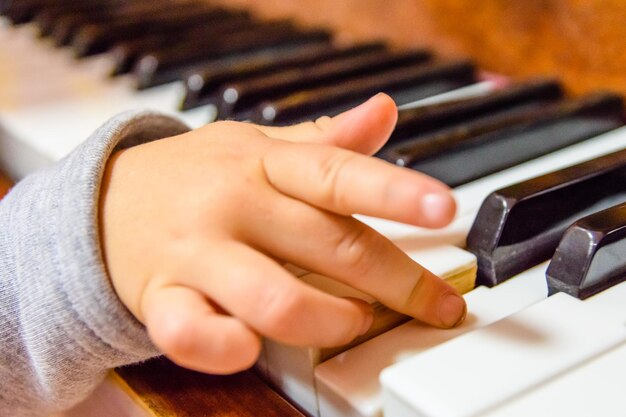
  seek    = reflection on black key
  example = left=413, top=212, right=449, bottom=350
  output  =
left=134, top=24, right=332, bottom=89
left=110, top=14, right=253, bottom=76
left=389, top=78, right=563, bottom=145
left=254, top=60, right=476, bottom=125
left=468, top=149, right=626, bottom=287
left=217, top=49, right=431, bottom=119
left=181, top=42, right=388, bottom=110
left=382, top=92, right=624, bottom=187
left=547, top=201, right=626, bottom=299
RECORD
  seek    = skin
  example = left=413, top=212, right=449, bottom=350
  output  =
left=99, top=94, right=466, bottom=374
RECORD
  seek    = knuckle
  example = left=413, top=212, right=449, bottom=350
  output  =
left=334, top=225, right=380, bottom=276
left=256, top=286, right=303, bottom=338
left=210, top=120, right=260, bottom=139
left=403, top=268, right=427, bottom=311
left=152, top=314, right=197, bottom=359
left=211, top=330, right=262, bottom=374
left=318, top=151, right=354, bottom=210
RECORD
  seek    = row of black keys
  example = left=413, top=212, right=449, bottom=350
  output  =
left=468, top=146, right=626, bottom=300
left=4, top=1, right=626, bottom=300
left=2, top=0, right=479, bottom=123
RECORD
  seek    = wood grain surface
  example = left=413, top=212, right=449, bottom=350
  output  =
left=211, top=0, right=626, bottom=97
left=0, top=171, right=11, bottom=198
left=114, top=358, right=306, bottom=417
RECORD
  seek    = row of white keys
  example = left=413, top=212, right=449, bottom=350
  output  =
left=258, top=246, right=478, bottom=417
left=480, top=276, right=626, bottom=417
left=314, top=262, right=548, bottom=417
left=0, top=20, right=210, bottom=178
left=380, top=279, right=626, bottom=417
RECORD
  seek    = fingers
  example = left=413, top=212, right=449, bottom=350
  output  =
left=142, top=285, right=261, bottom=374
left=263, top=142, right=456, bottom=229
left=171, top=240, right=374, bottom=347
left=253, top=93, right=398, bottom=155
left=245, top=196, right=466, bottom=328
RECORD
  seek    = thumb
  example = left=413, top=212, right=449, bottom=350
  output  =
left=253, top=93, right=398, bottom=155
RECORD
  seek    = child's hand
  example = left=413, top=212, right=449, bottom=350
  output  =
left=99, top=94, right=465, bottom=374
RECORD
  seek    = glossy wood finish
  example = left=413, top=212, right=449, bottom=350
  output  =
left=114, top=358, right=306, bottom=417
left=212, top=0, right=626, bottom=97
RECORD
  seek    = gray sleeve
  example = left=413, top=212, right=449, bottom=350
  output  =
left=0, top=111, right=190, bottom=417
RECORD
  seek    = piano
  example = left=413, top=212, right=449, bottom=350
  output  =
left=2, top=1, right=626, bottom=417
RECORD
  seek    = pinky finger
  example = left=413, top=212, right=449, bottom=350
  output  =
left=142, top=284, right=261, bottom=374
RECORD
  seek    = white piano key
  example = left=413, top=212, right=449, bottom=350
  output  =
left=0, top=87, right=211, bottom=178
left=579, top=278, right=626, bottom=322
left=314, top=262, right=548, bottom=417
left=397, top=80, right=497, bottom=110
left=479, top=281, right=626, bottom=417
left=380, top=292, right=626, bottom=417
left=0, top=19, right=214, bottom=178
left=481, top=343, right=626, bottom=417
left=263, top=245, right=477, bottom=417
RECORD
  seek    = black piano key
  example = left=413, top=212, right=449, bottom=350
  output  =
left=73, top=7, right=238, bottom=57
left=3, top=0, right=64, bottom=24
left=134, top=24, right=332, bottom=89
left=253, top=60, right=476, bottom=125
left=50, top=1, right=186, bottom=46
left=389, top=78, right=563, bottom=145
left=547, top=201, right=626, bottom=299
left=109, top=14, right=254, bottom=76
left=216, top=49, right=431, bottom=119
left=180, top=42, right=388, bottom=110
left=35, top=3, right=118, bottom=36
left=382, top=92, right=624, bottom=187
left=467, top=149, right=626, bottom=287
left=34, top=0, right=189, bottom=38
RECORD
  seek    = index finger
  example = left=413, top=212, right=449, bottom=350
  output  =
left=262, top=142, right=456, bottom=229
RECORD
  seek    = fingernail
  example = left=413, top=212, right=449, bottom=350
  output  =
left=420, top=192, right=456, bottom=227
left=359, top=311, right=375, bottom=336
left=438, top=293, right=466, bottom=328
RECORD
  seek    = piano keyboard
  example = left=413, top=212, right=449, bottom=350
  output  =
left=2, top=2, right=626, bottom=417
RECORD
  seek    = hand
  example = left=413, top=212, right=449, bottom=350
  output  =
left=98, top=94, right=466, bottom=374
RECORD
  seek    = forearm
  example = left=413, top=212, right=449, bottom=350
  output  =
left=0, top=111, right=189, bottom=416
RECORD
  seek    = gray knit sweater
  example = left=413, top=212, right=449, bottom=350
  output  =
left=0, top=111, right=190, bottom=416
